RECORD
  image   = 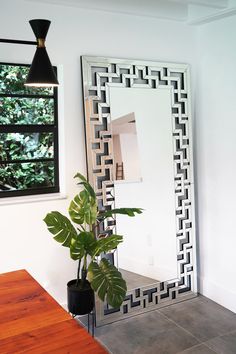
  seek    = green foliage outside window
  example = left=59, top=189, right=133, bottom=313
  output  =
left=0, top=97, right=54, bottom=125
left=0, top=132, right=54, bottom=161
left=0, top=162, right=54, bottom=190
left=0, top=65, right=53, bottom=95
left=0, top=64, right=58, bottom=194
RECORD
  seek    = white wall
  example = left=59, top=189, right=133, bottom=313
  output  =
left=119, top=133, right=141, bottom=181
left=113, top=135, right=122, bottom=169
left=195, top=15, right=236, bottom=313
left=0, top=0, right=196, bottom=306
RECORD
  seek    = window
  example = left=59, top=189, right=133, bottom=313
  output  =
left=0, top=63, right=59, bottom=198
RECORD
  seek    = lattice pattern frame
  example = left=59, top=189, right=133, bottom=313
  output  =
left=81, top=56, right=197, bottom=326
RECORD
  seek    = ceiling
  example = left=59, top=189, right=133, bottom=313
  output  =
left=25, top=0, right=236, bottom=24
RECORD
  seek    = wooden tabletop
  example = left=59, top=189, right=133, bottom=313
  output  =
left=0, top=269, right=108, bottom=354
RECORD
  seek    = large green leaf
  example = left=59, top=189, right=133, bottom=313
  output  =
left=88, top=258, right=127, bottom=308
left=43, top=211, right=77, bottom=247
left=74, top=172, right=87, bottom=182
left=99, top=208, right=143, bottom=219
left=69, top=190, right=97, bottom=226
left=69, top=193, right=87, bottom=225
left=78, top=181, right=96, bottom=201
left=70, top=231, right=96, bottom=260
left=92, top=235, right=123, bottom=258
left=74, top=172, right=96, bottom=200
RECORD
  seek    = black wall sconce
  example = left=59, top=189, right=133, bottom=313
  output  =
left=0, top=19, right=59, bottom=87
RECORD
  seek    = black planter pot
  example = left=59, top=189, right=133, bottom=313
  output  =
left=67, top=279, right=94, bottom=316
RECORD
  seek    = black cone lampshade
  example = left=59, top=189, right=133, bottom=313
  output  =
left=25, top=19, right=59, bottom=87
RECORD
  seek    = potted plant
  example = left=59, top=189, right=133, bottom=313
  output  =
left=44, top=173, right=142, bottom=315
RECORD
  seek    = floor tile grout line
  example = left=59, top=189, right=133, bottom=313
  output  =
left=157, top=308, right=236, bottom=354
left=200, top=328, right=236, bottom=349
left=156, top=299, right=236, bottom=337
left=175, top=342, right=218, bottom=354
left=203, top=340, right=221, bottom=354
left=156, top=309, right=202, bottom=344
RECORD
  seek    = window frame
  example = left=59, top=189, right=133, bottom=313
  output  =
left=0, top=62, right=59, bottom=198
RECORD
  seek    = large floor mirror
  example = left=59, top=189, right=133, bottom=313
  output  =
left=82, top=56, right=197, bottom=326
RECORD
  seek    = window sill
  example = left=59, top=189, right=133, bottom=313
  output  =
left=0, top=192, right=67, bottom=206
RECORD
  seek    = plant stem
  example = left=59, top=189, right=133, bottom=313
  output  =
left=93, top=217, right=103, bottom=232
left=83, top=255, right=87, bottom=272
left=76, top=259, right=81, bottom=287
left=81, top=255, right=87, bottom=287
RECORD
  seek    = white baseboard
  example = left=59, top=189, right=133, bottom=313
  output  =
left=198, top=275, right=236, bottom=313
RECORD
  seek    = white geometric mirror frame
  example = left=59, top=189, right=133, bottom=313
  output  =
left=81, top=56, right=197, bottom=326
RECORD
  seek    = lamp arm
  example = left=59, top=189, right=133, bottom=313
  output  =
left=0, top=38, right=37, bottom=45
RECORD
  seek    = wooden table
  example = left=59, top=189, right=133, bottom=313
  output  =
left=0, top=270, right=107, bottom=353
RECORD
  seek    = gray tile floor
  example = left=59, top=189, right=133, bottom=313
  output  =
left=88, top=296, right=236, bottom=354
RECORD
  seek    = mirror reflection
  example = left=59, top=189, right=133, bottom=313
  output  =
left=110, top=112, right=142, bottom=182
left=109, top=86, right=178, bottom=289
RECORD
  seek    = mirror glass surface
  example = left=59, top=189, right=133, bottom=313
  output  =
left=110, top=112, right=141, bottom=182
left=109, top=87, right=178, bottom=287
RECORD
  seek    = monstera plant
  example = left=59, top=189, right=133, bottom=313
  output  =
left=44, top=173, right=142, bottom=315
